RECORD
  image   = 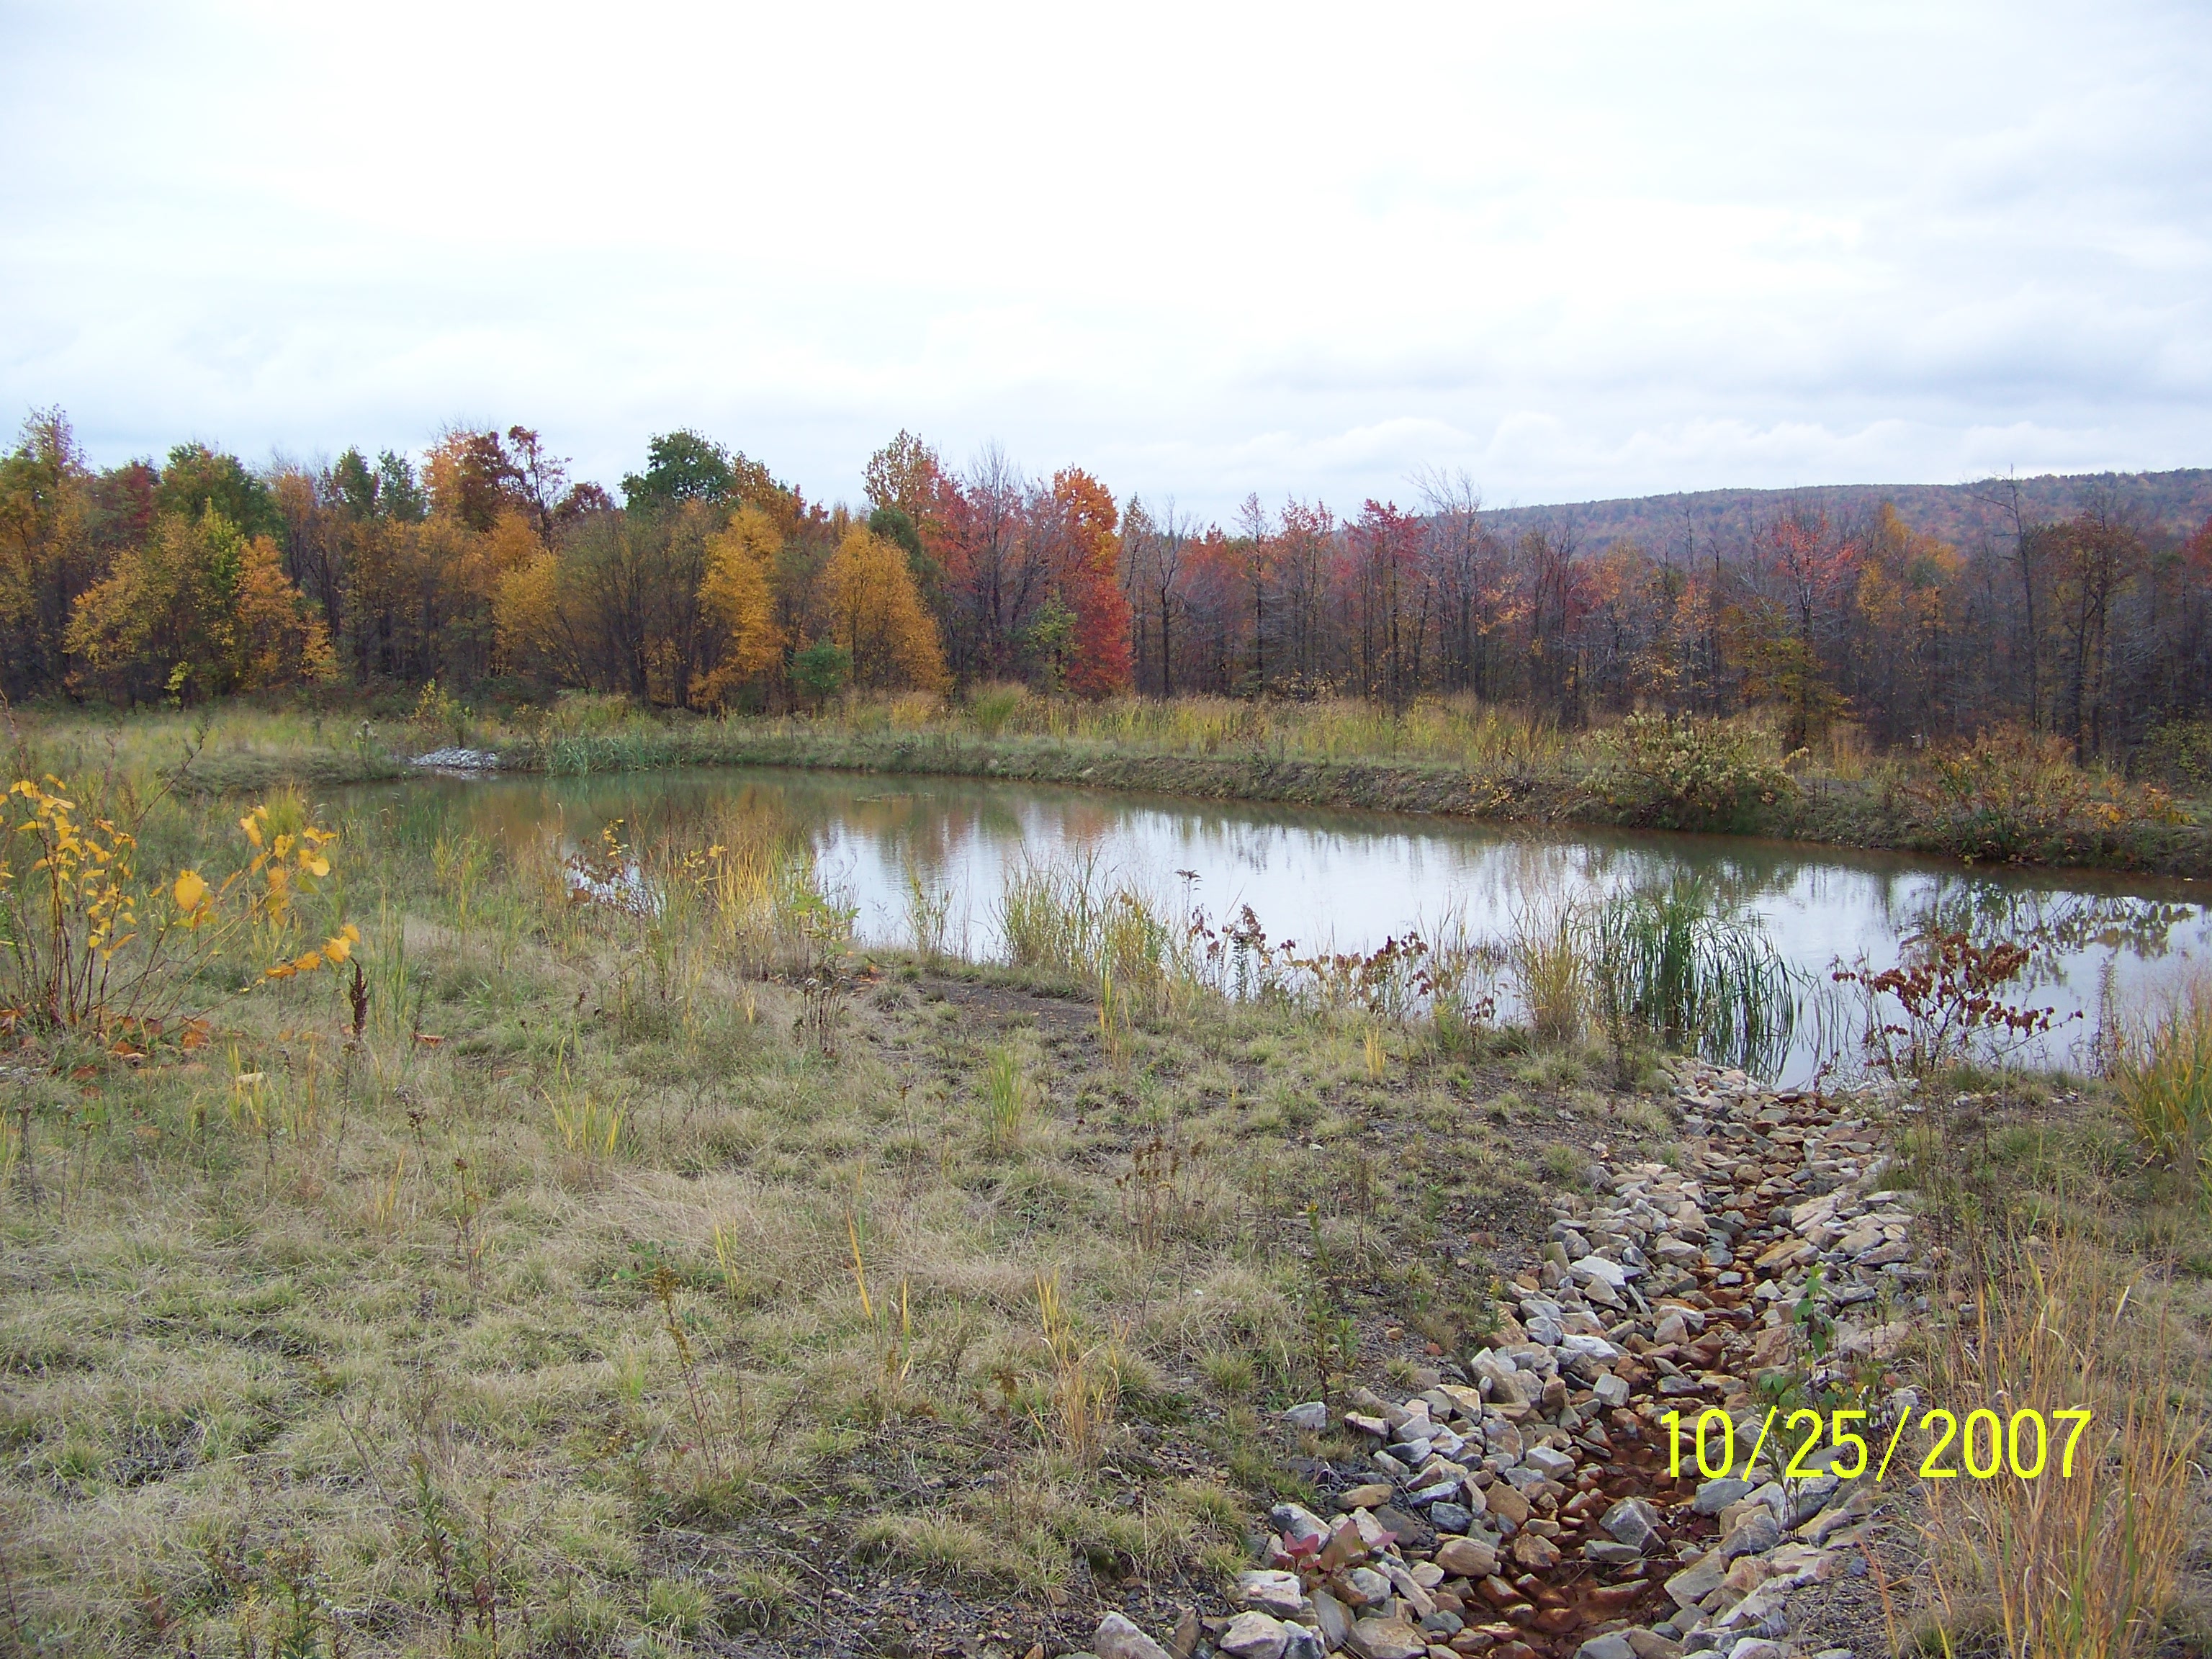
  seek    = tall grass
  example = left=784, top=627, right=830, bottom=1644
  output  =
left=982, top=1045, right=1031, bottom=1154
left=1581, top=881, right=1802, bottom=1078
left=1922, top=1230, right=2206, bottom=1658
left=1509, top=904, right=1583, bottom=1046
left=997, top=857, right=1182, bottom=1015
left=2109, top=976, right=2212, bottom=1179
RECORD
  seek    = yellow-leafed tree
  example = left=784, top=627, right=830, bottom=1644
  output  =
left=691, top=505, right=783, bottom=708
left=823, top=526, right=947, bottom=692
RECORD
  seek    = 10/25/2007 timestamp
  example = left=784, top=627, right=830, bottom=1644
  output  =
left=1663, top=1406, right=2095, bottom=1483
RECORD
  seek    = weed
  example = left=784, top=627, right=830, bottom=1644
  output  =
left=1511, top=903, right=1583, bottom=1045
left=982, top=1043, right=1032, bottom=1153
left=1034, top=1271, right=1120, bottom=1464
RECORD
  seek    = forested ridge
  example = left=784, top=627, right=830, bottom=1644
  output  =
left=4, top=408, right=2208, bottom=768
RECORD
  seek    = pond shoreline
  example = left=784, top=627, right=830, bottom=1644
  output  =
left=171, top=723, right=2212, bottom=881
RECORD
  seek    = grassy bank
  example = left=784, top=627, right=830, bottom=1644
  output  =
left=19, top=693, right=2203, bottom=878
left=0, top=752, right=1675, bottom=1657
left=1, top=739, right=2206, bottom=1656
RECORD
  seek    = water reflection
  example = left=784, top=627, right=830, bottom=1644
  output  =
left=349, top=767, right=2210, bottom=1084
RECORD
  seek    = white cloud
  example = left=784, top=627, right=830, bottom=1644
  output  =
left=2, top=0, right=2207, bottom=516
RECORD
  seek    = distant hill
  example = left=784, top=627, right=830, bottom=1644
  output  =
left=1478, top=468, right=2212, bottom=553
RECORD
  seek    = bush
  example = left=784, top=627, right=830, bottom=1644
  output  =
left=1585, top=713, right=1797, bottom=832
left=2132, top=719, right=2212, bottom=792
left=1899, top=728, right=2187, bottom=865
left=0, top=774, right=355, bottom=1039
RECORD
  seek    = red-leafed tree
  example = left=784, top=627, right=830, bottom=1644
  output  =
left=1044, top=467, right=1132, bottom=697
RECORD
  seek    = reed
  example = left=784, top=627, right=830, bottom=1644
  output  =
left=1580, top=880, right=1802, bottom=1078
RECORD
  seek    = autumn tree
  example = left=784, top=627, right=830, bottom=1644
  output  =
left=66, top=508, right=331, bottom=702
left=689, top=506, right=783, bottom=707
left=822, top=526, right=946, bottom=692
left=1040, top=467, right=1130, bottom=696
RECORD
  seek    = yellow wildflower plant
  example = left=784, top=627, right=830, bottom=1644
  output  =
left=1, top=775, right=357, bottom=1039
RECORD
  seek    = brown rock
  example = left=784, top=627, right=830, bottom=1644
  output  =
left=1435, top=1537, right=1499, bottom=1578
left=1486, top=1484, right=1532, bottom=1527
left=1339, top=1483, right=1395, bottom=1511
left=1510, top=1532, right=1560, bottom=1570
left=1585, top=1581, right=1650, bottom=1615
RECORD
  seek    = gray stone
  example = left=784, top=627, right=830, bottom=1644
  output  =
left=1094, top=1612, right=1176, bottom=1659
left=1585, top=1539, right=1645, bottom=1565
left=1665, top=1550, right=1726, bottom=1609
left=1309, top=1588, right=1352, bottom=1650
left=1594, top=1372, right=1631, bottom=1408
left=1691, top=1478, right=1753, bottom=1514
left=1563, top=1331, right=1624, bottom=1362
left=1234, top=1570, right=1306, bottom=1618
left=1281, top=1629, right=1326, bottom=1659
left=1719, top=1510, right=1781, bottom=1558
left=1282, top=1401, right=1329, bottom=1432
left=1524, top=1444, right=1577, bottom=1480
left=1429, top=1501, right=1473, bottom=1533
left=1601, top=1495, right=1663, bottom=1552
left=1341, top=1566, right=1393, bottom=1608
left=1575, top=1637, right=1637, bottom=1659
left=1571, top=1254, right=1631, bottom=1288
left=1270, top=1502, right=1329, bottom=1544
left=1722, top=1642, right=1790, bottom=1659
left=1344, top=1618, right=1427, bottom=1659
left=1218, top=1611, right=1290, bottom=1659
left=1787, top=1473, right=1841, bottom=1526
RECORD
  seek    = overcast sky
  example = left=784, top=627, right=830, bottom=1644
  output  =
left=4, top=1, right=2208, bottom=518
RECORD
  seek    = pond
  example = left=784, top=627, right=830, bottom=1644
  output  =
left=357, top=765, right=2210, bottom=1085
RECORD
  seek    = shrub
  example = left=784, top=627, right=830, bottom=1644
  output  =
left=2131, top=719, right=2212, bottom=792
left=1585, top=713, right=1797, bottom=832
left=1833, top=928, right=2073, bottom=1081
left=0, top=774, right=355, bottom=1039
left=1899, top=728, right=2187, bottom=865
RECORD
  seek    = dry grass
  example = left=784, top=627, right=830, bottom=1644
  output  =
left=0, top=766, right=1614, bottom=1656
left=2109, top=974, right=2212, bottom=1179
left=1920, top=1229, right=2208, bottom=1658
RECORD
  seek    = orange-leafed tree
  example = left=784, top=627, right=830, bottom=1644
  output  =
left=691, top=505, right=783, bottom=708
left=822, top=526, right=946, bottom=692
left=1046, top=467, right=1131, bottom=697
left=67, top=510, right=331, bottom=703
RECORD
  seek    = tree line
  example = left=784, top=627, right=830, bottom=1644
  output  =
left=1123, top=475, right=2212, bottom=761
left=3, top=408, right=2206, bottom=762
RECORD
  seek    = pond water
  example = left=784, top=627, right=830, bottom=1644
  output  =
left=360, top=765, right=2209, bottom=1084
